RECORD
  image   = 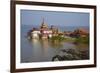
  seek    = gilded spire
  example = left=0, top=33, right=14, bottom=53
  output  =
left=41, top=17, right=44, bottom=26
left=40, top=17, right=48, bottom=29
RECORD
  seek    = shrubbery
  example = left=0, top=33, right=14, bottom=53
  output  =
left=75, top=36, right=89, bottom=44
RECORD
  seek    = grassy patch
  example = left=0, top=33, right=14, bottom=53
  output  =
left=74, top=36, right=89, bottom=44
left=50, top=35, right=89, bottom=44
left=50, top=35, right=65, bottom=42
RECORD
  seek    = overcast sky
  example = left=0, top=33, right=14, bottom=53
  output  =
left=21, top=10, right=89, bottom=27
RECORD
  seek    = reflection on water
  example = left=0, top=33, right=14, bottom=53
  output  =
left=21, top=25, right=89, bottom=63
left=21, top=38, right=89, bottom=63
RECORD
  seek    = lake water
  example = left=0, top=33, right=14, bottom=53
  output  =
left=21, top=25, right=89, bottom=63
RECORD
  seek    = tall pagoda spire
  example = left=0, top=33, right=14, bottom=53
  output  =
left=40, top=17, right=48, bottom=29
left=41, top=17, right=44, bottom=26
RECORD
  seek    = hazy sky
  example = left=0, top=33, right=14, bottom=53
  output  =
left=21, top=10, right=89, bottom=27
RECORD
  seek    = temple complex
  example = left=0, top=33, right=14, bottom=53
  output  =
left=30, top=18, right=56, bottom=39
left=28, top=18, right=89, bottom=39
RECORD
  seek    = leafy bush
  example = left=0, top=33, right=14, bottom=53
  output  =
left=50, top=35, right=65, bottom=42
left=75, top=36, right=89, bottom=44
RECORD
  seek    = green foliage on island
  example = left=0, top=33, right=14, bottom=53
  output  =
left=74, top=36, right=89, bottom=44
left=50, top=35, right=89, bottom=44
left=50, top=35, right=65, bottom=42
